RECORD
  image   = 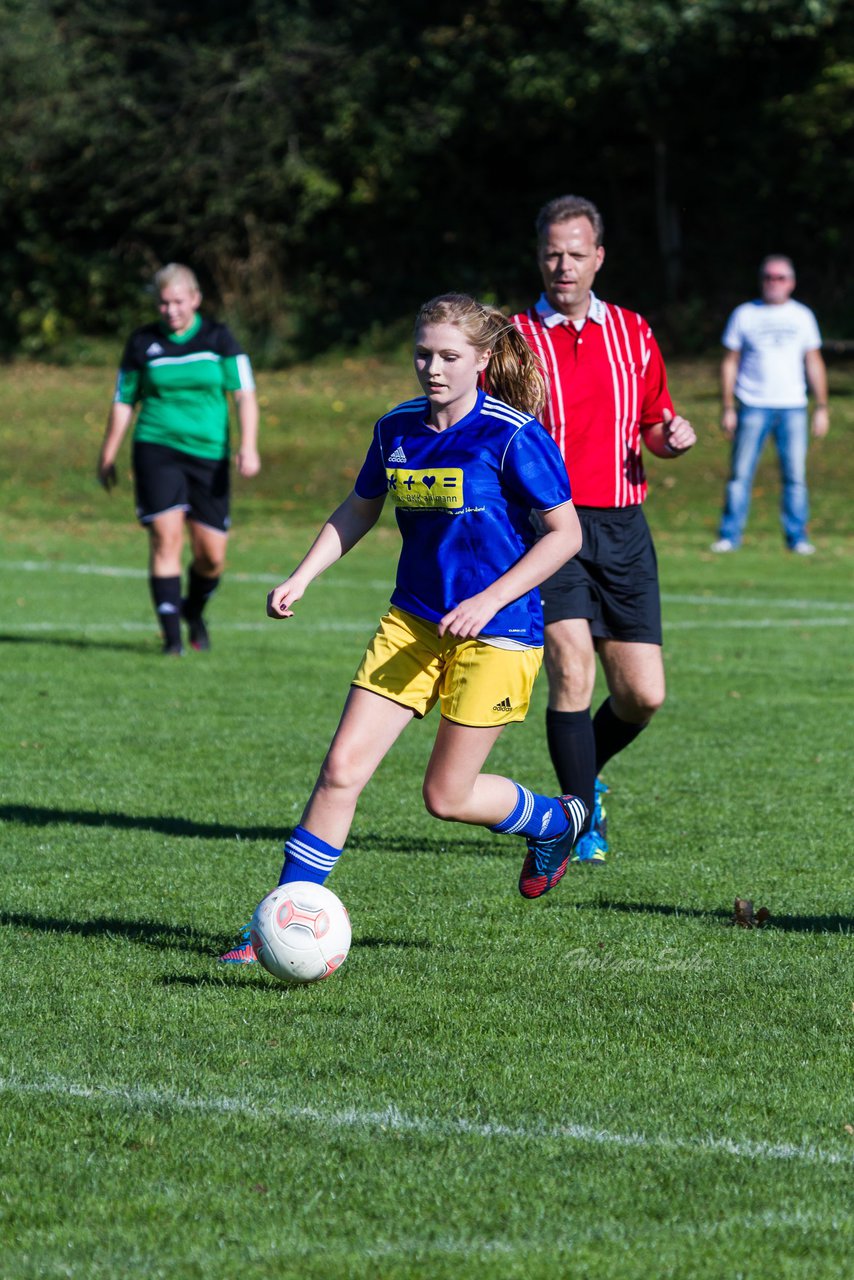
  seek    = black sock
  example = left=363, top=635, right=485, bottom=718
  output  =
left=184, top=567, right=220, bottom=620
left=545, top=707, right=597, bottom=831
left=150, top=575, right=182, bottom=649
left=593, top=698, right=646, bottom=771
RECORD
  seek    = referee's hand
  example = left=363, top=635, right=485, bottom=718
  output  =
left=661, top=407, right=696, bottom=455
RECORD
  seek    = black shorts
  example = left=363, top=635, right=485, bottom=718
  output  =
left=540, top=505, right=662, bottom=644
left=132, top=441, right=231, bottom=532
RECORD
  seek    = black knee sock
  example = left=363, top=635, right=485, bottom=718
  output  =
left=593, top=698, right=647, bottom=771
left=545, top=707, right=597, bottom=831
left=184, top=567, right=220, bottom=620
left=149, top=575, right=182, bottom=648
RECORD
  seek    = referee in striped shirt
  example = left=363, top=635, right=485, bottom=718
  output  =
left=510, top=195, right=696, bottom=863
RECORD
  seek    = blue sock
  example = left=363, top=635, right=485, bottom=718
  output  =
left=279, top=825, right=343, bottom=885
left=490, top=784, right=570, bottom=841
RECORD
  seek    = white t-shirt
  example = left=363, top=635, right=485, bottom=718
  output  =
left=722, top=299, right=822, bottom=408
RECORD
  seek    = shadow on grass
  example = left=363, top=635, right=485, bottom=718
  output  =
left=347, top=831, right=501, bottom=858
left=0, top=632, right=154, bottom=655
left=0, top=802, right=282, bottom=843
left=160, top=935, right=432, bottom=988
left=586, top=898, right=854, bottom=935
left=355, top=935, right=432, bottom=949
left=158, top=973, right=369, bottom=992
left=0, top=804, right=500, bottom=857
left=159, top=973, right=264, bottom=989
left=0, top=908, right=219, bottom=953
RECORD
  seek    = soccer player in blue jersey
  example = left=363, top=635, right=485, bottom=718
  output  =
left=97, top=263, right=259, bottom=655
left=221, top=294, right=586, bottom=963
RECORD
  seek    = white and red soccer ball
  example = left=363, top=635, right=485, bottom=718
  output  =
left=250, top=882, right=351, bottom=983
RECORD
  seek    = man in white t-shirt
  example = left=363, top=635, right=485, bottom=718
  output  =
left=711, top=255, right=829, bottom=555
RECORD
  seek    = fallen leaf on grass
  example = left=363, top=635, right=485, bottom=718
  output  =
left=732, top=897, right=771, bottom=928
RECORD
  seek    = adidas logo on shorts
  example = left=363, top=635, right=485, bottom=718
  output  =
left=492, top=696, right=512, bottom=712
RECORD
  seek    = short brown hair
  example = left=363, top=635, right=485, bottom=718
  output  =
left=535, top=195, right=604, bottom=247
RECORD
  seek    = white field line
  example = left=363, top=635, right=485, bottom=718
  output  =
left=665, top=618, right=851, bottom=630
left=661, top=592, right=854, bottom=613
left=3, top=618, right=851, bottom=638
left=2, top=559, right=851, bottom=633
left=0, top=558, right=386, bottom=590
left=1, top=1074, right=851, bottom=1168
left=2, top=558, right=854, bottom=613
left=105, top=1209, right=841, bottom=1263
left=330, top=1205, right=847, bottom=1257
left=2, top=619, right=373, bottom=634
left=248, top=1207, right=846, bottom=1260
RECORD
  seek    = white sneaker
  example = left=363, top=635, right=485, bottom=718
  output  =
left=791, top=540, right=816, bottom=556
left=710, top=538, right=736, bottom=553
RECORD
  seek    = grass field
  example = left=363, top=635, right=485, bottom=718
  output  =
left=1, top=350, right=852, bottom=1278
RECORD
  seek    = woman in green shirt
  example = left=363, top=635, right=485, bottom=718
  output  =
left=97, top=264, right=260, bottom=654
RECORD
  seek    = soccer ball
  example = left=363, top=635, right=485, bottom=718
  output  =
left=249, top=882, right=351, bottom=984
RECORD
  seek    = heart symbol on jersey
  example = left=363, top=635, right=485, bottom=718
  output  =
left=422, top=475, right=436, bottom=488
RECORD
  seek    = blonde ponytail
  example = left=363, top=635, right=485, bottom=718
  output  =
left=479, top=308, right=546, bottom=418
left=415, top=293, right=546, bottom=419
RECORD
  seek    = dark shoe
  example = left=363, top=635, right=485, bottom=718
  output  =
left=181, top=600, right=210, bottom=651
left=518, top=795, right=587, bottom=899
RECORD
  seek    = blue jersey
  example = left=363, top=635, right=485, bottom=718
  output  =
left=354, top=390, right=572, bottom=645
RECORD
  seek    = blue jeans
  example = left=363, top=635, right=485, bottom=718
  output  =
left=718, top=405, right=809, bottom=548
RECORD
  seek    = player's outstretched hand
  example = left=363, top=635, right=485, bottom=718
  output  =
left=267, top=578, right=305, bottom=619
left=662, top=407, right=697, bottom=455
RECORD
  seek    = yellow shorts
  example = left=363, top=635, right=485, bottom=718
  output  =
left=351, top=607, right=543, bottom=727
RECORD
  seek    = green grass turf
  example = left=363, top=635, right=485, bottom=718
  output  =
left=1, top=352, right=853, bottom=1278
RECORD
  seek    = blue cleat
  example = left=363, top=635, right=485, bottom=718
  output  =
left=593, top=777, right=609, bottom=841
left=570, top=826, right=608, bottom=866
left=218, top=923, right=256, bottom=964
left=519, top=795, right=588, bottom=899
left=570, top=778, right=610, bottom=865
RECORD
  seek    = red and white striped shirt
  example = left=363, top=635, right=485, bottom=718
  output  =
left=510, top=293, right=673, bottom=508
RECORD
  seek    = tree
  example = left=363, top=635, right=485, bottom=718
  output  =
left=1, top=0, right=851, bottom=358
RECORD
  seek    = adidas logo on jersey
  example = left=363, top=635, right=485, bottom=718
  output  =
left=492, top=696, right=512, bottom=712
left=387, top=446, right=407, bottom=464
left=146, top=343, right=164, bottom=356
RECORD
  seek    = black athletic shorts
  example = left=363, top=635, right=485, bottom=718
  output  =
left=132, top=441, right=231, bottom=532
left=540, top=505, right=662, bottom=644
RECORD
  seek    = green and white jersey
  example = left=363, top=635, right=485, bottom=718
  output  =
left=114, top=315, right=255, bottom=460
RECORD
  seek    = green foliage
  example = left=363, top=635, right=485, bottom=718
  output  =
left=578, top=0, right=844, bottom=50
left=1, top=0, right=853, bottom=359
